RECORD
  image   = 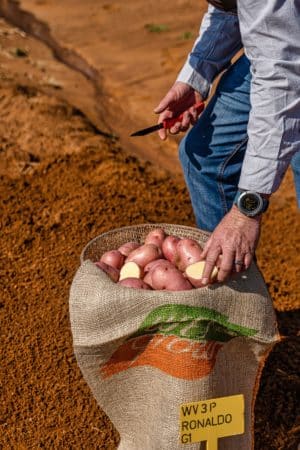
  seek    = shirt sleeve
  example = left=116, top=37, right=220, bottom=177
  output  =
left=177, top=5, right=242, bottom=100
left=237, top=0, right=300, bottom=194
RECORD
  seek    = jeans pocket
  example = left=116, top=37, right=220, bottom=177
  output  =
left=216, top=136, right=248, bottom=213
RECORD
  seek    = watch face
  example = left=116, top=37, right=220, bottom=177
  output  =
left=237, top=191, right=263, bottom=216
left=240, top=193, right=260, bottom=212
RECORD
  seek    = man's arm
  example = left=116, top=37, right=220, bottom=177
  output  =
left=154, top=5, right=243, bottom=139
left=237, top=0, right=300, bottom=194
left=177, top=5, right=243, bottom=100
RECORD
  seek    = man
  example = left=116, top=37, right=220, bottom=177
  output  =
left=155, top=0, right=300, bottom=285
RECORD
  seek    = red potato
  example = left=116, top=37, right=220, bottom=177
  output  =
left=143, top=271, right=154, bottom=289
left=126, top=243, right=161, bottom=268
left=162, top=235, right=181, bottom=265
left=144, top=258, right=175, bottom=273
left=118, top=241, right=141, bottom=257
left=143, top=260, right=175, bottom=289
left=175, top=238, right=203, bottom=271
left=119, top=261, right=143, bottom=281
left=185, top=261, right=218, bottom=288
left=118, top=278, right=152, bottom=290
left=100, top=250, right=124, bottom=270
left=144, top=228, right=166, bottom=249
left=95, top=261, right=119, bottom=283
left=151, top=265, right=193, bottom=291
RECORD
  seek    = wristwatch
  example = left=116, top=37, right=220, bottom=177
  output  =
left=234, top=190, right=269, bottom=217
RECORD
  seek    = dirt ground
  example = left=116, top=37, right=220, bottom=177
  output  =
left=0, top=3, right=299, bottom=450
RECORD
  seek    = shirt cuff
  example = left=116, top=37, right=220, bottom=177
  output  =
left=176, top=61, right=211, bottom=100
left=238, top=153, right=290, bottom=194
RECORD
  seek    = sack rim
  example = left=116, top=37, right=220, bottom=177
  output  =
left=80, top=222, right=211, bottom=264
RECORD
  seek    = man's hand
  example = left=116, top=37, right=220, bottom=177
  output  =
left=154, top=81, right=202, bottom=140
left=200, top=206, right=262, bottom=285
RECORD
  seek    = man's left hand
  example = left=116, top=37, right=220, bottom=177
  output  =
left=200, top=206, right=262, bottom=285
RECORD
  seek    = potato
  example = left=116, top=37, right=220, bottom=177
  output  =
left=176, top=238, right=203, bottom=271
left=118, top=278, right=152, bottom=290
left=162, top=235, right=180, bottom=264
left=216, top=254, right=223, bottom=268
left=100, top=250, right=124, bottom=270
left=144, top=228, right=166, bottom=249
left=143, top=271, right=154, bottom=289
left=151, top=265, right=193, bottom=291
left=119, top=261, right=143, bottom=281
left=126, top=243, right=161, bottom=268
left=118, top=241, right=141, bottom=257
left=95, top=261, right=119, bottom=283
left=185, top=261, right=218, bottom=288
left=143, top=260, right=175, bottom=289
left=144, top=258, right=175, bottom=273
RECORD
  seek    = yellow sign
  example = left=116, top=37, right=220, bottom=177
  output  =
left=179, top=394, right=244, bottom=450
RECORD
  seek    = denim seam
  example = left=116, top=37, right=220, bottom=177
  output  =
left=217, top=136, right=248, bottom=215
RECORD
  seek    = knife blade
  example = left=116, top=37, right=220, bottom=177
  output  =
left=130, top=101, right=205, bottom=137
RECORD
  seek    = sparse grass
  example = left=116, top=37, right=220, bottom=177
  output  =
left=181, top=31, right=194, bottom=40
left=144, top=23, right=169, bottom=33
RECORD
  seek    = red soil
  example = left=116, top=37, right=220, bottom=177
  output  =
left=0, top=10, right=299, bottom=450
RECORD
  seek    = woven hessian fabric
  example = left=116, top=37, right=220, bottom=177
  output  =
left=70, top=223, right=279, bottom=450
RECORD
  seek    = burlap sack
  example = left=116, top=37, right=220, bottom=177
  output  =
left=69, top=223, right=279, bottom=450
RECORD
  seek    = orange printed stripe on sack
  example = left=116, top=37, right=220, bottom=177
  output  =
left=100, top=334, right=223, bottom=380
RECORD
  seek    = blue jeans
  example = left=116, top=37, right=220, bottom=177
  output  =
left=179, top=55, right=300, bottom=232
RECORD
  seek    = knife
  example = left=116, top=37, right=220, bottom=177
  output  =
left=130, top=101, right=205, bottom=137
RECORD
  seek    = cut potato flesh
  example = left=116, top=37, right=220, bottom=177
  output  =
left=185, top=261, right=218, bottom=287
left=119, top=261, right=143, bottom=281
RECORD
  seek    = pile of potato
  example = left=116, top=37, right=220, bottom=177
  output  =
left=95, top=228, right=218, bottom=291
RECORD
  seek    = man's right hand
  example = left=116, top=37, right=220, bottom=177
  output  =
left=154, top=81, right=202, bottom=140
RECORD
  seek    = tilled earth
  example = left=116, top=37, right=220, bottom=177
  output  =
left=1, top=64, right=299, bottom=450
